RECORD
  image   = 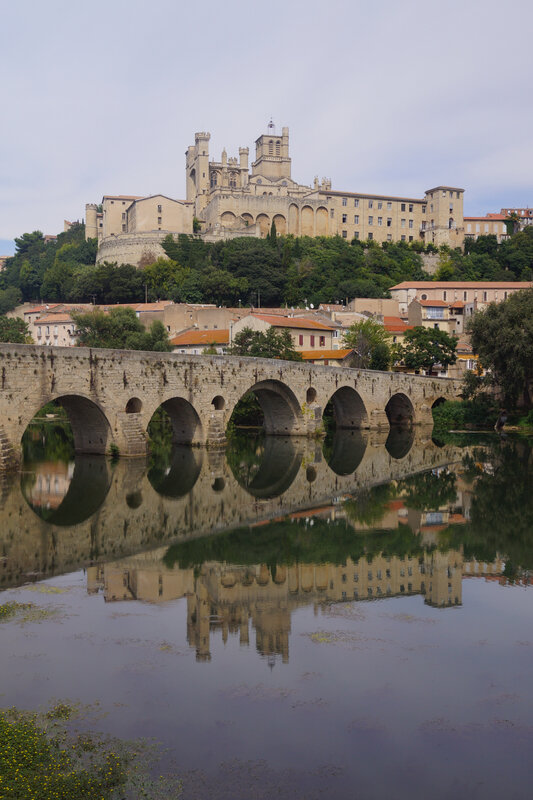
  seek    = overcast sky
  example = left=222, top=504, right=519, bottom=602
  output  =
left=1, top=0, right=532, bottom=254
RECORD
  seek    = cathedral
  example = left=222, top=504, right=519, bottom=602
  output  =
left=86, top=122, right=465, bottom=266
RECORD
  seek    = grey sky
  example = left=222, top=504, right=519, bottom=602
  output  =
left=1, top=0, right=532, bottom=253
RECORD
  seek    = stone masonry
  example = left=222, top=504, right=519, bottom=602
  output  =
left=0, top=344, right=461, bottom=467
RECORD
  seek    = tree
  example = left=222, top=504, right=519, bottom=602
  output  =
left=396, top=326, right=457, bottom=373
left=0, top=317, right=31, bottom=343
left=228, top=326, right=302, bottom=361
left=342, top=318, right=392, bottom=369
left=71, top=307, right=171, bottom=351
left=468, top=288, right=533, bottom=406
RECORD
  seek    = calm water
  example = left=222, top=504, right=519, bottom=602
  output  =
left=1, top=428, right=533, bottom=799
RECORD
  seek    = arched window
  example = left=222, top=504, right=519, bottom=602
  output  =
left=229, top=172, right=237, bottom=189
left=276, top=140, right=280, bottom=156
left=210, top=171, right=218, bottom=188
left=268, top=139, right=273, bottom=154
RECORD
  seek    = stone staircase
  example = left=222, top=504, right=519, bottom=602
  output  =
left=117, top=413, right=148, bottom=457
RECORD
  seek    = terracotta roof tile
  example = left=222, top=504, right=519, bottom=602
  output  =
left=250, top=314, right=334, bottom=331
left=299, top=349, right=353, bottom=360
left=171, top=329, right=229, bottom=346
left=390, top=281, right=533, bottom=289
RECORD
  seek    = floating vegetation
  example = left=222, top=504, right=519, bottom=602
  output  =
left=0, top=704, right=183, bottom=799
left=0, top=602, right=34, bottom=622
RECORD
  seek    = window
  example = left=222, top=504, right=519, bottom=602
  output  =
left=342, top=197, right=347, bottom=206
left=422, top=204, right=426, bottom=213
left=353, top=231, right=360, bottom=239
left=387, top=218, right=392, bottom=227
left=386, top=234, right=392, bottom=242
left=354, top=199, right=359, bottom=207
left=378, top=217, right=382, bottom=226
left=319, top=335, right=325, bottom=346
left=354, top=215, right=359, bottom=224
left=387, top=201, right=392, bottom=211
left=401, top=203, right=406, bottom=212
left=483, top=291, right=487, bottom=301
left=463, top=291, right=467, bottom=300
left=268, top=139, right=273, bottom=154
left=426, top=307, right=444, bottom=319
left=310, top=335, right=315, bottom=347
left=330, top=209, right=334, bottom=218
left=421, top=221, right=426, bottom=230
left=401, top=235, right=406, bottom=241
left=122, top=213, right=126, bottom=220
left=368, top=200, right=373, bottom=208
left=342, top=230, right=347, bottom=238
left=276, top=140, right=280, bottom=155
left=368, top=216, right=373, bottom=225
left=368, top=570, right=372, bottom=580
left=401, top=218, right=406, bottom=227
left=476, top=224, right=480, bottom=232
left=157, top=204, right=162, bottom=213
left=342, top=214, right=347, bottom=223
left=368, top=232, right=373, bottom=240
left=442, top=190, right=446, bottom=197
left=409, top=203, right=413, bottom=212
left=122, top=224, right=126, bottom=231
left=430, top=204, right=433, bottom=212
left=456, top=191, right=460, bottom=199
left=377, top=201, right=383, bottom=210
left=484, top=223, right=489, bottom=232
left=409, top=236, right=413, bottom=242
left=443, top=291, right=447, bottom=301
left=353, top=573, right=358, bottom=582
left=299, top=335, right=303, bottom=346
left=157, top=216, right=162, bottom=224
left=376, top=569, right=382, bottom=580
left=409, top=219, right=413, bottom=228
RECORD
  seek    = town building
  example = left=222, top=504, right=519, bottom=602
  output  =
left=171, top=328, right=229, bottom=355
left=86, top=123, right=467, bottom=266
left=388, top=281, right=533, bottom=317
left=230, top=312, right=338, bottom=352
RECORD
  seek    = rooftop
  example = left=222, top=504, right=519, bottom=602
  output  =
left=390, top=281, right=533, bottom=289
left=299, top=349, right=353, bottom=360
left=247, top=313, right=335, bottom=331
left=171, top=329, right=229, bottom=346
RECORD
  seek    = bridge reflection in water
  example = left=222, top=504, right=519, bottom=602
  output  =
left=3, top=428, right=512, bottom=664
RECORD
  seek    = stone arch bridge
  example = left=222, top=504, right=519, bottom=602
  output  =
left=0, top=344, right=461, bottom=467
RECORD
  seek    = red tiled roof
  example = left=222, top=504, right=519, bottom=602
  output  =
left=390, top=281, right=533, bottom=289
left=24, top=304, right=62, bottom=315
left=464, top=214, right=507, bottom=221
left=34, top=313, right=74, bottom=324
left=171, top=329, right=229, bottom=346
left=300, top=349, right=353, bottom=360
left=417, top=299, right=450, bottom=307
left=383, top=316, right=413, bottom=332
left=249, top=314, right=334, bottom=331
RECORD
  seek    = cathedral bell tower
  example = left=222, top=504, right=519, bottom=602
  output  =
left=251, top=120, right=291, bottom=181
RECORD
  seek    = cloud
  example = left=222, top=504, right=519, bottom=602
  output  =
left=1, top=0, right=532, bottom=239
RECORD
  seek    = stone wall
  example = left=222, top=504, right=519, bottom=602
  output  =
left=96, top=232, right=169, bottom=266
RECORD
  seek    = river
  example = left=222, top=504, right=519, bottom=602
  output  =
left=1, top=426, right=532, bottom=799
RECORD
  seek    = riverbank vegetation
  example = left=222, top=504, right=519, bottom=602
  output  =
left=2, top=226, right=533, bottom=309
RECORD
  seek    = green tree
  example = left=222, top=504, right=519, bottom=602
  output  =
left=342, top=318, right=392, bottom=369
left=229, top=326, right=302, bottom=361
left=468, top=288, right=533, bottom=406
left=0, top=317, right=31, bottom=343
left=71, top=307, right=171, bottom=351
left=396, top=326, right=457, bottom=373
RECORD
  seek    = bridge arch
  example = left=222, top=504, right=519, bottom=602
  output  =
left=431, top=396, right=447, bottom=409
left=23, top=394, right=114, bottom=456
left=231, top=379, right=304, bottom=436
left=325, top=386, right=368, bottom=429
left=150, top=396, right=203, bottom=445
left=385, top=392, right=415, bottom=426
